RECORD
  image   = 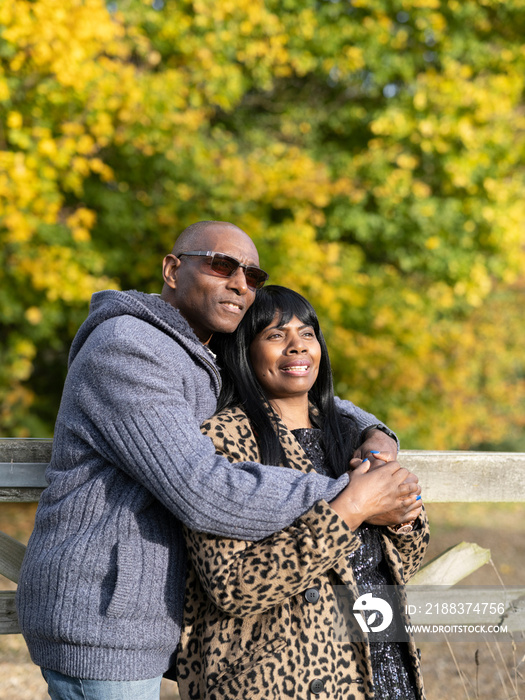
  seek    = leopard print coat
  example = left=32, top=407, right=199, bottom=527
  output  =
left=176, top=406, right=430, bottom=699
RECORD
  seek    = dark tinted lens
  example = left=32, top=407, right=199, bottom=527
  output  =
left=208, top=253, right=268, bottom=289
left=210, top=254, right=238, bottom=277
left=245, top=267, right=268, bottom=290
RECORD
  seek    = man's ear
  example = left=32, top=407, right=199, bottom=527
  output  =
left=162, top=254, right=180, bottom=289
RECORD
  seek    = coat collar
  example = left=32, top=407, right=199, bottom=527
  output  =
left=221, top=405, right=319, bottom=475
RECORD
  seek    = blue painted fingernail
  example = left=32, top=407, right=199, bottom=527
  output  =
left=416, top=495, right=422, bottom=501
left=361, top=458, right=369, bottom=464
left=369, top=450, right=380, bottom=454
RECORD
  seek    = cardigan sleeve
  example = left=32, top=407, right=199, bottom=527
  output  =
left=334, top=396, right=400, bottom=448
left=70, top=318, right=350, bottom=540
left=183, top=414, right=362, bottom=617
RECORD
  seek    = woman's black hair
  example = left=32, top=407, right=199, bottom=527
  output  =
left=210, top=285, right=358, bottom=476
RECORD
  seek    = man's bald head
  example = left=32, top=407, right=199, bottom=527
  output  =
left=161, top=221, right=262, bottom=340
left=172, top=221, right=254, bottom=257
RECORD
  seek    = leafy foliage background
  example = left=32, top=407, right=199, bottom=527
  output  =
left=1, top=0, right=525, bottom=448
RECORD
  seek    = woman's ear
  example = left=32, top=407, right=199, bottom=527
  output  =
left=162, top=253, right=181, bottom=289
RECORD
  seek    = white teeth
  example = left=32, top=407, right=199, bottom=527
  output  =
left=283, top=366, right=309, bottom=372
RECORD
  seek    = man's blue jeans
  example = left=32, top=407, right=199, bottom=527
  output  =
left=42, top=669, right=163, bottom=700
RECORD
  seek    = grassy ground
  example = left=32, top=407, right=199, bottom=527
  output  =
left=1, top=502, right=524, bottom=700
left=417, top=502, right=525, bottom=700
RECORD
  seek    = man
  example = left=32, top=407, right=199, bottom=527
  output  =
left=17, top=221, right=403, bottom=699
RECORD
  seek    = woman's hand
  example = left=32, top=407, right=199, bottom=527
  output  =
left=329, top=459, right=421, bottom=530
left=352, top=429, right=398, bottom=464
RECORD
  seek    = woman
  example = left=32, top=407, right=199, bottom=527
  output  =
left=176, top=286, right=429, bottom=699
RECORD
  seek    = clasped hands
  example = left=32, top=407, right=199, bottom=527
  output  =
left=330, top=428, right=422, bottom=531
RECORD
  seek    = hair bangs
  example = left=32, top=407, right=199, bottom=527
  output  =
left=249, top=287, right=320, bottom=341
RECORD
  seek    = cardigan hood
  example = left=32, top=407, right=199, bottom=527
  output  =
left=69, top=289, right=208, bottom=368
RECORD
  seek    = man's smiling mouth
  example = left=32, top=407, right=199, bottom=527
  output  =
left=220, top=301, right=243, bottom=312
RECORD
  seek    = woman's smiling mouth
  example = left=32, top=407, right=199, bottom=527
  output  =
left=280, top=361, right=311, bottom=375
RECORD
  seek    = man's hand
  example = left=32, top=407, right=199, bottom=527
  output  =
left=330, top=459, right=420, bottom=530
left=352, top=428, right=398, bottom=469
left=364, top=478, right=422, bottom=528
left=347, top=454, right=422, bottom=527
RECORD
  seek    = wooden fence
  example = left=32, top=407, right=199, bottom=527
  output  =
left=1, top=438, right=525, bottom=634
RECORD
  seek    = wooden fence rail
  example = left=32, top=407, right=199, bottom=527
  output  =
left=2, top=440, right=525, bottom=503
left=1, top=439, right=525, bottom=634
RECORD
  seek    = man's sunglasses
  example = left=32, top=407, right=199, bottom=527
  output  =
left=178, top=251, right=269, bottom=290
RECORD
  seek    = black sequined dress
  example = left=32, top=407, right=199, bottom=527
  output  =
left=292, top=427, right=417, bottom=700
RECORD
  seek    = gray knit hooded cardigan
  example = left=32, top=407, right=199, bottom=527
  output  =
left=16, top=290, right=385, bottom=681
